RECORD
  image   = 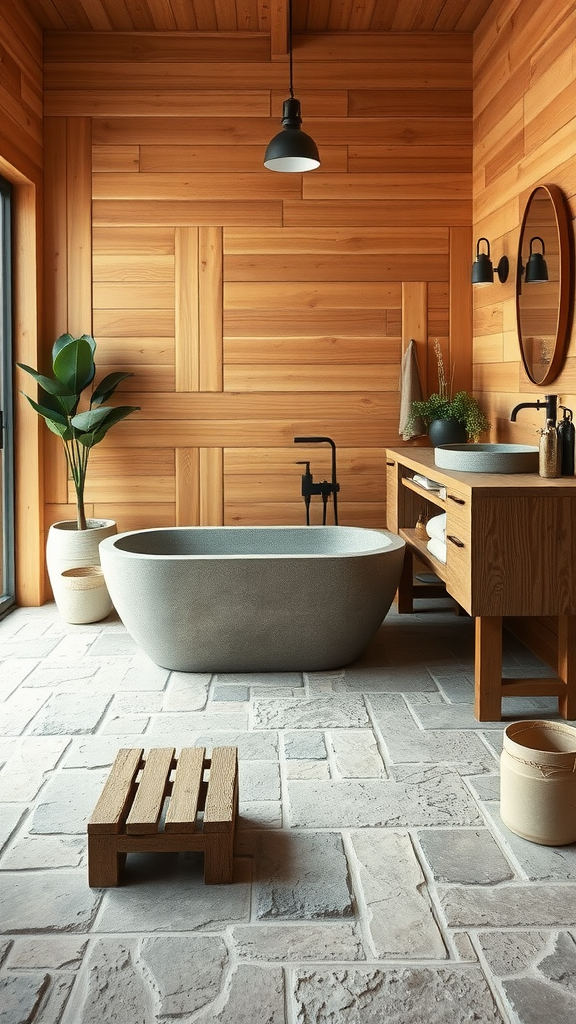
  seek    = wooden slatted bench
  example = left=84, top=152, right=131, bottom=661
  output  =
left=87, top=746, right=238, bottom=887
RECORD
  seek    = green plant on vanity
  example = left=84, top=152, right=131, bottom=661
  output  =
left=18, top=333, right=140, bottom=530
left=406, top=339, right=490, bottom=444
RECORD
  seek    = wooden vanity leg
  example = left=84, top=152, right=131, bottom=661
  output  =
left=474, top=616, right=503, bottom=722
left=557, top=615, right=576, bottom=719
left=396, top=546, right=414, bottom=614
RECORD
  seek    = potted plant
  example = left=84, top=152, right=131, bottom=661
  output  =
left=18, top=333, right=139, bottom=619
left=406, top=339, right=490, bottom=445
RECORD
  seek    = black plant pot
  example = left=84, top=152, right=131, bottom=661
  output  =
left=428, top=419, right=468, bottom=447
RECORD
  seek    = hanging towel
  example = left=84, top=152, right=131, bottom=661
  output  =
left=399, top=339, right=425, bottom=440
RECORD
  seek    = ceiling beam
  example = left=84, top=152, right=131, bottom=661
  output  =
left=270, top=0, right=289, bottom=59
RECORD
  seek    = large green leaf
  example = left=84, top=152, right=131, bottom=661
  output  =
left=91, top=371, right=134, bottom=407
left=51, top=333, right=75, bottom=362
left=36, top=386, right=78, bottom=418
left=52, top=332, right=96, bottom=361
left=17, top=363, right=74, bottom=397
left=71, top=406, right=115, bottom=433
left=45, top=419, right=74, bottom=440
left=75, top=428, right=107, bottom=448
left=73, top=404, right=139, bottom=448
left=22, top=394, right=73, bottom=439
left=22, top=393, right=68, bottom=426
left=79, top=333, right=97, bottom=356
left=53, top=337, right=96, bottom=393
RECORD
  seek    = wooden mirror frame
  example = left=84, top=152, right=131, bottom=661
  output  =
left=516, top=183, right=573, bottom=386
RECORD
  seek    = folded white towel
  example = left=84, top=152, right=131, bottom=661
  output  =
left=426, top=513, right=447, bottom=542
left=427, top=537, right=447, bottom=563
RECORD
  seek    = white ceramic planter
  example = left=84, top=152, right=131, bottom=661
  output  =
left=501, top=719, right=576, bottom=846
left=46, top=519, right=117, bottom=623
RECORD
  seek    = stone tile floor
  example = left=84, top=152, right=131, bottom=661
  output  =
left=1, top=598, right=576, bottom=1023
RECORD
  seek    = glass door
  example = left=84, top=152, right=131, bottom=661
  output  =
left=0, top=174, right=14, bottom=616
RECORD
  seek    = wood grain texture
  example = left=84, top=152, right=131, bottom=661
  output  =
left=176, top=447, right=200, bottom=526
left=389, top=448, right=576, bottom=719
left=175, top=226, right=199, bottom=391
left=223, top=364, right=400, bottom=392
left=66, top=117, right=93, bottom=335
left=200, top=448, right=223, bottom=526
left=86, top=744, right=238, bottom=886
left=449, top=225, right=473, bottom=394
left=16, top=22, right=488, bottom=588
left=32, top=9, right=487, bottom=38
left=203, top=747, right=238, bottom=830
left=199, top=226, right=223, bottom=391
left=224, top=226, right=450, bottom=254
left=3, top=2, right=44, bottom=603
left=164, top=747, right=205, bottom=833
left=473, top=0, right=576, bottom=545
left=125, top=747, right=175, bottom=834
left=401, top=282, right=428, bottom=392
left=88, top=748, right=143, bottom=834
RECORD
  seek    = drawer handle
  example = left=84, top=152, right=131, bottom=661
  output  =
left=386, top=460, right=395, bottom=466
left=447, top=534, right=465, bottom=548
left=447, top=494, right=466, bottom=505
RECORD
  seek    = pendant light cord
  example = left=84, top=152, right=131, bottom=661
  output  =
left=288, top=0, right=294, bottom=99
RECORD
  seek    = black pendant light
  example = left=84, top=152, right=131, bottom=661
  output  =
left=264, top=0, right=320, bottom=173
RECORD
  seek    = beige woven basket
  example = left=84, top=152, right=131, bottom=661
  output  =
left=500, top=719, right=576, bottom=846
left=61, top=566, right=106, bottom=590
left=59, top=565, right=113, bottom=623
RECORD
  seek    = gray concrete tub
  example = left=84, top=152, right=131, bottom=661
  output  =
left=99, top=525, right=405, bottom=672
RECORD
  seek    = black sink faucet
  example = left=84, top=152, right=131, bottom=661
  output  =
left=510, top=394, right=558, bottom=424
left=294, top=436, right=340, bottom=525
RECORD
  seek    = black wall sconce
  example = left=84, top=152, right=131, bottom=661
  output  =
left=523, top=236, right=549, bottom=283
left=472, top=237, right=509, bottom=284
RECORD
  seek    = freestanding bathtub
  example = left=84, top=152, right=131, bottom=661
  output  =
left=99, top=526, right=405, bottom=673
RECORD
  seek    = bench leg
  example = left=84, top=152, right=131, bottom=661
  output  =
left=204, top=830, right=234, bottom=884
left=88, top=835, right=124, bottom=887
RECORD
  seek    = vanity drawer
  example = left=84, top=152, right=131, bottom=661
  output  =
left=445, top=487, right=469, bottom=514
left=445, top=492, right=470, bottom=543
left=442, top=501, right=471, bottom=609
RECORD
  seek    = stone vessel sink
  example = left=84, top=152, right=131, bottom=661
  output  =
left=434, top=443, right=539, bottom=474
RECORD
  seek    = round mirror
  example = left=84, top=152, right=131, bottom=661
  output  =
left=516, top=184, right=572, bottom=385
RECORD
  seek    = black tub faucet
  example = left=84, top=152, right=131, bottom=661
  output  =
left=510, top=394, right=559, bottom=424
left=294, top=436, right=340, bottom=525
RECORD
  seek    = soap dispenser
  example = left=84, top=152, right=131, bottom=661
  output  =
left=539, top=418, right=560, bottom=478
left=557, top=407, right=575, bottom=476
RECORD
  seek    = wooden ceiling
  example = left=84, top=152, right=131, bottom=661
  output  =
left=22, top=0, right=495, bottom=34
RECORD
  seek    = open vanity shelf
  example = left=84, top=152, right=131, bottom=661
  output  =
left=386, top=447, right=576, bottom=721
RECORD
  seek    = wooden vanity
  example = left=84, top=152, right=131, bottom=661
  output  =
left=386, top=447, right=576, bottom=721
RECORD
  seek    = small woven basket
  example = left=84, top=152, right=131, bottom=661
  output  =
left=61, top=566, right=106, bottom=590
left=59, top=565, right=113, bottom=622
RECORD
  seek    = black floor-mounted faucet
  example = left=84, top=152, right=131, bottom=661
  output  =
left=294, top=436, right=339, bottom=525
left=510, top=394, right=558, bottom=424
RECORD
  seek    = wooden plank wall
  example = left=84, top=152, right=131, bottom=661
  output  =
left=0, top=2, right=44, bottom=604
left=473, top=0, right=576, bottom=665
left=40, top=30, right=473, bottom=538
left=473, top=0, right=576, bottom=441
